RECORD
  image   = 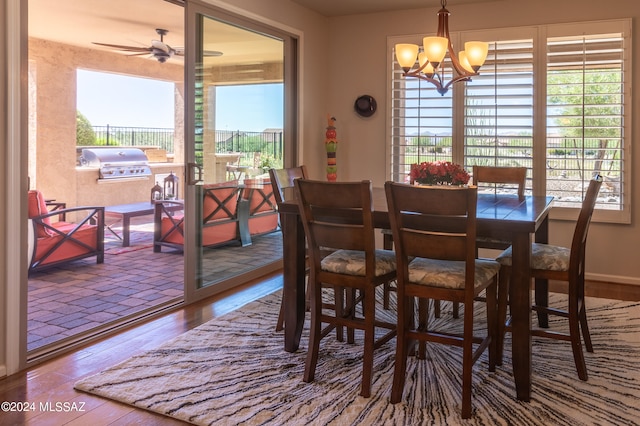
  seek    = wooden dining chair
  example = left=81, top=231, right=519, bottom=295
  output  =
left=269, top=166, right=308, bottom=332
left=495, top=175, right=603, bottom=380
left=385, top=182, right=499, bottom=419
left=295, top=179, right=397, bottom=398
left=442, top=166, right=528, bottom=318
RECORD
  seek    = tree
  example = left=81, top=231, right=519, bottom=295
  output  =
left=76, top=111, right=97, bottom=146
left=547, top=69, right=622, bottom=177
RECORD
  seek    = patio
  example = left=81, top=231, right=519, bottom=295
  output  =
left=27, top=215, right=283, bottom=352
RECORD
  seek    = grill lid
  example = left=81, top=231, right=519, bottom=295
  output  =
left=79, top=148, right=152, bottom=179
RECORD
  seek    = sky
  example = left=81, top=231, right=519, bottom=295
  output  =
left=77, top=69, right=284, bottom=131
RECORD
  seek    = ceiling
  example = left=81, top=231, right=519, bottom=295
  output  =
left=28, top=0, right=506, bottom=66
left=291, top=0, right=504, bottom=17
left=28, top=0, right=281, bottom=66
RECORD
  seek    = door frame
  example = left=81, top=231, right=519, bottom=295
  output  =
left=183, top=0, right=300, bottom=303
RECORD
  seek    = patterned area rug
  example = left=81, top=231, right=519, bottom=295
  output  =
left=74, top=291, right=640, bottom=425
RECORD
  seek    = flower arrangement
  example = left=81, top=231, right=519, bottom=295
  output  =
left=410, top=161, right=470, bottom=186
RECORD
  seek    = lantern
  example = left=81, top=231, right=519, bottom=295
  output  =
left=164, top=171, right=179, bottom=200
left=150, top=182, right=163, bottom=202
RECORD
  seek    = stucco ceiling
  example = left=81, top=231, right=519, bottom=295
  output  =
left=28, top=0, right=281, bottom=66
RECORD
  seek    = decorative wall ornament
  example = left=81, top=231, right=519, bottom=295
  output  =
left=354, top=95, right=377, bottom=117
left=325, top=115, right=338, bottom=181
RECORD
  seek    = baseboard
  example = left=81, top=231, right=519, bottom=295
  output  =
left=0, top=364, right=6, bottom=379
left=586, top=273, right=640, bottom=286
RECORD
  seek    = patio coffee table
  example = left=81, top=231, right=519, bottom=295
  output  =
left=105, top=201, right=182, bottom=247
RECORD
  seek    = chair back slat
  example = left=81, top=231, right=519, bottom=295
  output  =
left=295, top=179, right=376, bottom=274
left=385, top=182, right=478, bottom=275
left=472, top=166, right=527, bottom=199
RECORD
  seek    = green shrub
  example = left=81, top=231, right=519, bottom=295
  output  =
left=76, top=111, right=97, bottom=146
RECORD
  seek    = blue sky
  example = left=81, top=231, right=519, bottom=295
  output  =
left=77, top=69, right=283, bottom=131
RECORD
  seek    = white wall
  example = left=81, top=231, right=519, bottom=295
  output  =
left=321, top=0, right=640, bottom=284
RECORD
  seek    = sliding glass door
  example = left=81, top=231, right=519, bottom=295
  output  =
left=184, top=1, right=297, bottom=302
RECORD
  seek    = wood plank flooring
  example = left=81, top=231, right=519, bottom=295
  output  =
left=1, top=274, right=638, bottom=425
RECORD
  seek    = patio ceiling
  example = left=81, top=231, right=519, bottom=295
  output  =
left=28, top=0, right=281, bottom=66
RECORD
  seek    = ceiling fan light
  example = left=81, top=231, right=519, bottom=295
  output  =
left=464, top=41, right=489, bottom=71
left=395, top=44, right=419, bottom=72
left=422, top=36, right=448, bottom=68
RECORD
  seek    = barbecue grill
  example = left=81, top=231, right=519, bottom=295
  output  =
left=79, top=148, right=152, bottom=179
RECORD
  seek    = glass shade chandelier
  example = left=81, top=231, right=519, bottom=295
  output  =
left=395, top=0, right=488, bottom=95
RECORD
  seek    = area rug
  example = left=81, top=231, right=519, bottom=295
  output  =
left=74, top=291, right=640, bottom=426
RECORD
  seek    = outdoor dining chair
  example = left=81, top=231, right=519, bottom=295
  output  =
left=495, top=175, right=603, bottom=381
left=385, top=181, right=499, bottom=419
left=295, top=179, right=397, bottom=398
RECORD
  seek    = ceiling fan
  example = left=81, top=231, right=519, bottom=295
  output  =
left=92, top=28, right=222, bottom=63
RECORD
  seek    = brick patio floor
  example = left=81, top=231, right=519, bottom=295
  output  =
left=27, top=215, right=282, bottom=352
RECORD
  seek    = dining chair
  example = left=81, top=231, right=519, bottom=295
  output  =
left=445, top=165, right=528, bottom=318
left=295, top=179, right=397, bottom=398
left=269, top=166, right=308, bottom=332
left=495, top=175, right=603, bottom=380
left=385, top=182, right=499, bottom=419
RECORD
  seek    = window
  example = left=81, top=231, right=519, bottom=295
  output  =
left=389, top=19, right=631, bottom=223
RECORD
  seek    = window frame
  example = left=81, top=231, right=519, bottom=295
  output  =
left=387, top=19, right=632, bottom=224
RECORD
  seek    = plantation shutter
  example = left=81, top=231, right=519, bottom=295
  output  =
left=546, top=32, right=624, bottom=211
left=463, top=38, right=534, bottom=193
left=390, top=48, right=453, bottom=183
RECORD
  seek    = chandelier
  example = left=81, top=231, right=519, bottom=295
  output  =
left=395, top=0, right=488, bottom=95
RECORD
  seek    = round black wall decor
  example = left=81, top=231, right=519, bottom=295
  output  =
left=354, top=95, right=377, bottom=117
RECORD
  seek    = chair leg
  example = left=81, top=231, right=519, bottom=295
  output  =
left=334, top=286, right=345, bottom=342
left=275, top=297, right=285, bottom=331
left=390, top=295, right=413, bottom=404
left=416, top=298, right=429, bottom=359
left=535, top=278, right=549, bottom=328
left=496, top=267, right=510, bottom=366
left=360, top=287, right=376, bottom=398
left=579, top=301, right=594, bottom=353
left=461, top=300, right=475, bottom=419
left=303, top=280, right=323, bottom=384
left=569, top=293, right=588, bottom=381
left=485, top=280, right=498, bottom=372
left=382, top=233, right=394, bottom=310
left=452, top=301, right=460, bottom=319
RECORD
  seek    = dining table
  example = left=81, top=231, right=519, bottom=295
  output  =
left=277, top=186, right=554, bottom=402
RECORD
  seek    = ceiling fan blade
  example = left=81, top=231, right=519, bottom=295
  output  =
left=170, top=47, right=222, bottom=57
left=92, top=42, right=152, bottom=53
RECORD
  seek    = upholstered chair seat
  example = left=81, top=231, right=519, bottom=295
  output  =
left=321, top=249, right=396, bottom=276
left=496, top=243, right=570, bottom=271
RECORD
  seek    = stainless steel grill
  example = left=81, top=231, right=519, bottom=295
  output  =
left=79, top=148, right=152, bottom=179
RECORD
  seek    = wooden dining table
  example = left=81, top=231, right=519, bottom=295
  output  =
left=277, top=187, right=554, bottom=402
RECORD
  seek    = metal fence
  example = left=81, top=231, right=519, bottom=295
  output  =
left=91, top=126, right=284, bottom=167
left=92, top=125, right=175, bottom=152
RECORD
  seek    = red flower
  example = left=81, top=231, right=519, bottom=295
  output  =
left=409, top=161, right=470, bottom=185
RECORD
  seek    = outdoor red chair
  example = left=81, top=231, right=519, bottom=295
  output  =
left=154, top=182, right=245, bottom=252
left=241, top=179, right=279, bottom=241
left=28, top=190, right=104, bottom=273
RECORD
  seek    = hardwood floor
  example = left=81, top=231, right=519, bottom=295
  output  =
left=1, top=274, right=638, bottom=425
left=0, top=272, right=283, bottom=425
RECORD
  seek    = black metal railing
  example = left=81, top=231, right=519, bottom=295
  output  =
left=92, top=125, right=175, bottom=152
left=91, top=126, right=284, bottom=168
